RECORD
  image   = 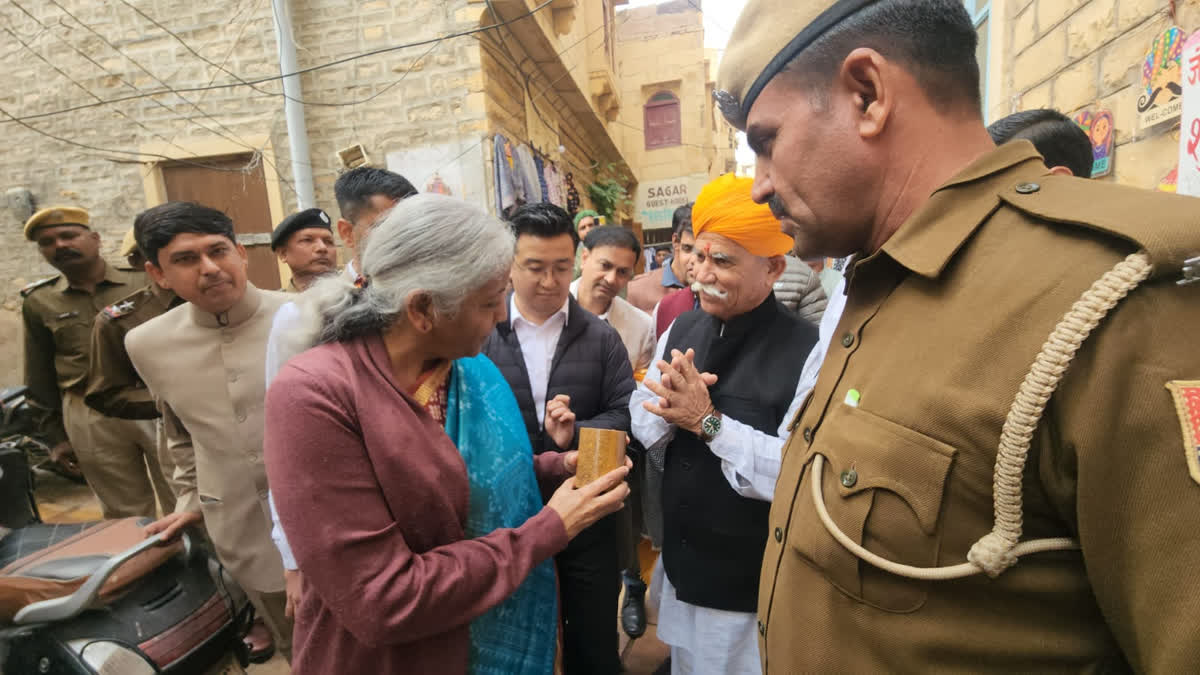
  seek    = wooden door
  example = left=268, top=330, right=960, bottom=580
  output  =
left=161, top=154, right=281, bottom=290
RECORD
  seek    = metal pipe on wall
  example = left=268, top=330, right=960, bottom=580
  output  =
left=271, top=0, right=315, bottom=209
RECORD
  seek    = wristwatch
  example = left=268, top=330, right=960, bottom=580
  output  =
left=698, top=410, right=723, bottom=442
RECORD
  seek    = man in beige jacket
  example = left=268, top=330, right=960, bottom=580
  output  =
left=126, top=201, right=291, bottom=662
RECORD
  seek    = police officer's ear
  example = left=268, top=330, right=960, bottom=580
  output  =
left=839, top=48, right=893, bottom=140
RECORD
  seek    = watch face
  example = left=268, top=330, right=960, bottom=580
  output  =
left=702, top=414, right=721, bottom=437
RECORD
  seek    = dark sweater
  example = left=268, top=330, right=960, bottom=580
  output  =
left=482, top=294, right=635, bottom=459
left=661, top=294, right=816, bottom=612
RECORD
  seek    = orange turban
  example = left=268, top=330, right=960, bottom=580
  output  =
left=692, top=174, right=793, bottom=257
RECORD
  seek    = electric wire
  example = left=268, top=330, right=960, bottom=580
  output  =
left=2, top=0, right=556, bottom=125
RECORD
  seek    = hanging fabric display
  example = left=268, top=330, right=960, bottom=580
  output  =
left=564, top=172, right=581, bottom=214
left=494, top=134, right=517, bottom=215
left=513, top=145, right=542, bottom=204
left=544, top=162, right=564, bottom=207
left=534, top=155, right=550, bottom=203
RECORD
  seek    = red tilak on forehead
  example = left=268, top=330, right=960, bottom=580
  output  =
left=704, top=242, right=712, bottom=255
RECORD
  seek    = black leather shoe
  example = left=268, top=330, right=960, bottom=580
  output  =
left=621, top=572, right=647, bottom=639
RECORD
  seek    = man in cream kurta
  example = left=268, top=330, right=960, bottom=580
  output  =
left=125, top=201, right=291, bottom=660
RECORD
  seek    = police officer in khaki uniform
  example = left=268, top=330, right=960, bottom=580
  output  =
left=126, top=202, right=291, bottom=662
left=85, top=229, right=184, bottom=421
left=271, top=207, right=336, bottom=293
left=717, top=1, right=1200, bottom=671
left=84, top=227, right=184, bottom=514
left=20, top=206, right=169, bottom=519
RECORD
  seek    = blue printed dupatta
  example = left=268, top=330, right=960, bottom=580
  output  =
left=444, top=354, right=558, bottom=675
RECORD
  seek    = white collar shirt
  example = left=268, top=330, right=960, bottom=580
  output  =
left=510, top=294, right=570, bottom=429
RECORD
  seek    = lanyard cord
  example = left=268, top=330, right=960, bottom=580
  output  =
left=812, top=252, right=1153, bottom=580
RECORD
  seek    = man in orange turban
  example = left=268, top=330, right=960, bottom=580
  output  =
left=628, top=174, right=819, bottom=673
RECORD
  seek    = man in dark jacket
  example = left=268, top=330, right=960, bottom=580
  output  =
left=482, top=203, right=633, bottom=675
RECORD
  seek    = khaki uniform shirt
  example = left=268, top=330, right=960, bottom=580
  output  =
left=126, top=283, right=288, bottom=593
left=21, top=262, right=143, bottom=444
left=759, top=142, right=1200, bottom=673
left=84, top=283, right=182, bottom=420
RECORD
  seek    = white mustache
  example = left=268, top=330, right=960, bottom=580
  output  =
left=691, top=282, right=728, bottom=299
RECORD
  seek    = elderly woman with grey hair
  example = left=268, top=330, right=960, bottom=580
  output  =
left=264, top=194, right=630, bottom=675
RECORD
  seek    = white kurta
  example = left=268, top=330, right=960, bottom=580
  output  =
left=629, top=317, right=818, bottom=674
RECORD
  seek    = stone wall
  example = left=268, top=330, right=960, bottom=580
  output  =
left=998, top=0, right=1200, bottom=189
left=614, top=0, right=733, bottom=184
left=479, top=34, right=612, bottom=210
left=0, top=0, right=495, bottom=384
left=476, top=0, right=632, bottom=219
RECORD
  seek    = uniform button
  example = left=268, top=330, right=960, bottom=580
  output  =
left=840, top=469, right=858, bottom=488
left=774, top=527, right=783, bottom=542
left=841, top=332, right=855, bottom=348
left=757, top=620, right=765, bottom=636
left=236, top=413, right=247, bottom=423
left=682, top=461, right=692, bottom=470
left=802, top=427, right=813, bottom=442
left=223, top=334, right=234, bottom=344
left=228, top=371, right=239, bottom=382
left=1015, top=181, right=1040, bottom=194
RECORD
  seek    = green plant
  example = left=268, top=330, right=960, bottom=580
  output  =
left=586, top=161, right=634, bottom=221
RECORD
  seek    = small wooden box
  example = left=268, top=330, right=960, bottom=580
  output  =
left=575, top=427, right=627, bottom=487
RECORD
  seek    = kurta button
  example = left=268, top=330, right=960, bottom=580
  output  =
left=1015, top=181, right=1040, bottom=194
left=840, top=469, right=858, bottom=488
left=757, top=620, right=765, bottom=636
left=774, top=527, right=783, bottom=542
left=841, top=332, right=855, bottom=348
left=802, top=427, right=813, bottom=442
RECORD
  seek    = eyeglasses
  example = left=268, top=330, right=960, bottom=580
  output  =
left=516, top=261, right=573, bottom=279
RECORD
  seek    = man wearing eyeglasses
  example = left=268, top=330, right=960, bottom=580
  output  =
left=482, top=203, right=634, bottom=675
left=570, top=225, right=656, bottom=640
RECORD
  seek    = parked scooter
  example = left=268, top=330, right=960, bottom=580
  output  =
left=0, top=386, right=253, bottom=674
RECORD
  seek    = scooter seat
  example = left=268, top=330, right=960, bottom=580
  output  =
left=0, top=518, right=181, bottom=624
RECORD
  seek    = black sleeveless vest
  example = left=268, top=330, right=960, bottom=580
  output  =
left=661, top=292, right=816, bottom=612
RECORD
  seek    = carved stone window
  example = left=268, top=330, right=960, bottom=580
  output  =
left=644, top=91, right=681, bottom=150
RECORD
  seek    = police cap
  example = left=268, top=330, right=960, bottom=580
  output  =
left=716, top=0, right=877, bottom=130
left=271, top=208, right=332, bottom=251
left=24, top=206, right=91, bottom=241
left=119, top=228, right=139, bottom=257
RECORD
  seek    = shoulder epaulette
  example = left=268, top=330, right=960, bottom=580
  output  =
left=999, top=176, right=1200, bottom=281
left=20, top=276, right=59, bottom=297
left=101, top=298, right=138, bottom=320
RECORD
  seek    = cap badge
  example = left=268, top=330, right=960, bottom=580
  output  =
left=714, top=89, right=746, bottom=129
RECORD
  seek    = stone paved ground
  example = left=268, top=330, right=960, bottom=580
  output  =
left=34, top=476, right=670, bottom=674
